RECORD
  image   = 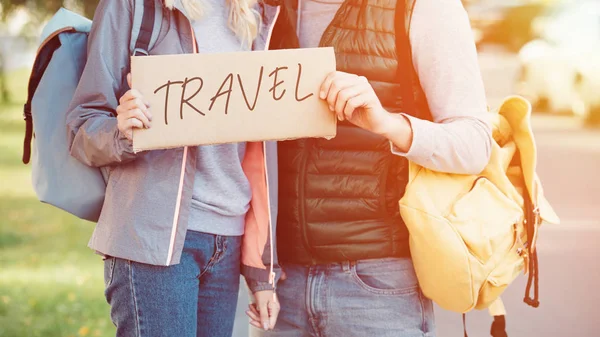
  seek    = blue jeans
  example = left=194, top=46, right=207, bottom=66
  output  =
left=103, top=231, right=242, bottom=337
left=251, top=258, right=435, bottom=337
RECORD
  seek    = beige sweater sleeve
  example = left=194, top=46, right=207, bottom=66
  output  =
left=391, top=0, right=492, bottom=175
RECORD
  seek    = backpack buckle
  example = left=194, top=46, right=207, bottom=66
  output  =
left=23, top=103, right=32, bottom=120
left=133, top=48, right=149, bottom=56
left=517, top=248, right=530, bottom=275
left=532, top=207, right=541, bottom=225
left=514, top=223, right=530, bottom=274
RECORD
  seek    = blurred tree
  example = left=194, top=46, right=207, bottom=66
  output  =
left=0, top=21, right=8, bottom=103
left=0, top=0, right=99, bottom=19
left=0, top=0, right=98, bottom=103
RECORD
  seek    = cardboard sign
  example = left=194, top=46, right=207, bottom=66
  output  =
left=130, top=47, right=337, bottom=151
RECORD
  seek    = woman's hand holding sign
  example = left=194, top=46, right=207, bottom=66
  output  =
left=320, top=71, right=414, bottom=153
left=117, top=74, right=153, bottom=141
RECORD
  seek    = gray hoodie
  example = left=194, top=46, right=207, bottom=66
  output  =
left=178, top=0, right=253, bottom=237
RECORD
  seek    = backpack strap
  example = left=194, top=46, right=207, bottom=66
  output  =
left=490, top=315, right=508, bottom=337
left=462, top=314, right=507, bottom=337
left=488, top=298, right=507, bottom=316
left=131, top=0, right=163, bottom=56
left=22, top=32, right=65, bottom=164
left=488, top=298, right=508, bottom=337
left=523, top=187, right=541, bottom=308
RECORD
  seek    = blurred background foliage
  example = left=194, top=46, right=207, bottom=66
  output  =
left=0, top=0, right=599, bottom=336
left=1, top=2, right=109, bottom=337
left=0, top=69, right=114, bottom=336
left=0, top=0, right=98, bottom=20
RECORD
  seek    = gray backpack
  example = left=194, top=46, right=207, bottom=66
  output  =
left=22, top=1, right=163, bottom=222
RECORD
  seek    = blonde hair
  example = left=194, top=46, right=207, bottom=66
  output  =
left=164, top=0, right=260, bottom=48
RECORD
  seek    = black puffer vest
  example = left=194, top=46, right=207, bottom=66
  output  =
left=269, top=0, right=432, bottom=265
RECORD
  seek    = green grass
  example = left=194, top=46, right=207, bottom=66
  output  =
left=2, top=68, right=29, bottom=105
left=0, top=69, right=115, bottom=337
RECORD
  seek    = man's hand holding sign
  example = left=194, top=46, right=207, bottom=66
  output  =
left=319, top=71, right=414, bottom=153
left=127, top=48, right=338, bottom=150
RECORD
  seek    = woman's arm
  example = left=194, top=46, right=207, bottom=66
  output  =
left=66, top=0, right=140, bottom=167
left=386, top=0, right=492, bottom=175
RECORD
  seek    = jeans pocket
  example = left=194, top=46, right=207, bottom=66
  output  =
left=103, top=256, right=116, bottom=288
left=351, top=257, right=420, bottom=295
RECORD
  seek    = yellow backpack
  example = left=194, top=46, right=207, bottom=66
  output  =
left=399, top=96, right=560, bottom=324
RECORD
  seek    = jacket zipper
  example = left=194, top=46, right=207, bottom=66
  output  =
left=264, top=6, right=281, bottom=293
left=166, top=24, right=198, bottom=266
left=166, top=146, right=189, bottom=265
left=263, top=142, right=277, bottom=294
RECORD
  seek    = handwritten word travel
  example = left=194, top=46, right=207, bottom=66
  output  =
left=153, top=63, right=314, bottom=125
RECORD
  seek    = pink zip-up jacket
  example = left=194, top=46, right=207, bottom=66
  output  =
left=66, top=0, right=282, bottom=293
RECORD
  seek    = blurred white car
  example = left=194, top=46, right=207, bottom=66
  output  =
left=517, top=1, right=600, bottom=119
